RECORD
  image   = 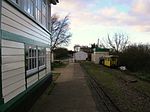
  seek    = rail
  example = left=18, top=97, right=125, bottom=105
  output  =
left=87, top=74, right=122, bottom=112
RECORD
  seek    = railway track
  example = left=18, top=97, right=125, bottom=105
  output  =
left=81, top=63, right=150, bottom=112
left=87, top=74, right=121, bottom=112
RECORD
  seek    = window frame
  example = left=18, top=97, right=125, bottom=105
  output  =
left=10, top=0, right=48, bottom=29
left=25, top=45, right=39, bottom=77
left=23, top=0, right=34, bottom=17
left=25, top=45, right=47, bottom=78
left=35, top=0, right=42, bottom=23
left=41, top=0, right=47, bottom=27
left=38, top=47, right=46, bottom=71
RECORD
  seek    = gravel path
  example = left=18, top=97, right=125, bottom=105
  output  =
left=29, top=63, right=98, bottom=112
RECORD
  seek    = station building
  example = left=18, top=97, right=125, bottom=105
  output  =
left=0, top=0, right=58, bottom=111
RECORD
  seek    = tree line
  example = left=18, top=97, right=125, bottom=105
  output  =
left=99, top=33, right=150, bottom=80
left=118, top=44, right=150, bottom=73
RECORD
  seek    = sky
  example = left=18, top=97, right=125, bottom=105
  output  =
left=52, top=0, right=150, bottom=50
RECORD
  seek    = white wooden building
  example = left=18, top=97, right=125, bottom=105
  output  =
left=0, top=0, right=58, bottom=111
left=74, top=51, right=88, bottom=61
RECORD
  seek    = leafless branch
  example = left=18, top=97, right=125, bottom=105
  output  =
left=101, top=33, right=129, bottom=53
left=50, top=14, right=71, bottom=51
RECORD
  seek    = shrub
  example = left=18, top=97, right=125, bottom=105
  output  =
left=119, top=44, right=150, bottom=73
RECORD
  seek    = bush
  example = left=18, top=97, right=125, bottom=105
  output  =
left=119, top=44, right=150, bottom=73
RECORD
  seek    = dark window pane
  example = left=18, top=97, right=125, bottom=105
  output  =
left=29, top=59, right=32, bottom=69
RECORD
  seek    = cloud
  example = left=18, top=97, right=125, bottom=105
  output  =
left=132, top=25, right=150, bottom=32
left=100, top=7, right=118, bottom=16
left=131, top=0, right=150, bottom=15
left=52, top=0, right=150, bottom=32
left=94, top=0, right=150, bottom=32
left=113, top=0, right=132, bottom=5
left=128, top=0, right=150, bottom=31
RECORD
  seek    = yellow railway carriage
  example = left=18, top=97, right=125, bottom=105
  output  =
left=104, top=55, right=118, bottom=67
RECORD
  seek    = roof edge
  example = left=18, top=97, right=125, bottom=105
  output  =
left=50, top=0, right=59, bottom=5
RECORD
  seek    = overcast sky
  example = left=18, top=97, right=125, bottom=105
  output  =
left=52, top=0, right=150, bottom=50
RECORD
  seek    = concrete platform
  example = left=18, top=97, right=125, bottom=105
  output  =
left=29, top=63, right=98, bottom=112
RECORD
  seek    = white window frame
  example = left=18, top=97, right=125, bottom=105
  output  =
left=38, top=47, right=46, bottom=70
left=41, top=0, right=47, bottom=27
left=10, top=0, right=48, bottom=28
left=26, top=45, right=38, bottom=76
left=25, top=45, right=46, bottom=77
left=23, top=0, right=34, bottom=17
left=35, top=0, right=42, bottom=23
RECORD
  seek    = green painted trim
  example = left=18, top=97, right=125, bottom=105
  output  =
left=1, top=30, right=50, bottom=47
left=95, top=48, right=110, bottom=52
left=0, top=99, right=4, bottom=105
left=0, top=73, right=52, bottom=112
left=5, top=0, right=51, bottom=35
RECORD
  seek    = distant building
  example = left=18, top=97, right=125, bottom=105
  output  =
left=91, top=48, right=109, bottom=64
left=80, top=46, right=92, bottom=61
left=80, top=46, right=92, bottom=53
left=74, top=51, right=88, bottom=61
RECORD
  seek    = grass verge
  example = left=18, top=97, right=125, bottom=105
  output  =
left=81, top=61, right=150, bottom=112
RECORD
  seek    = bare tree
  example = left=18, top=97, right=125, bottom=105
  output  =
left=104, top=33, right=129, bottom=53
left=50, top=14, right=72, bottom=51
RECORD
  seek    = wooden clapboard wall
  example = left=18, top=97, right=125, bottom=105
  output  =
left=0, top=1, right=52, bottom=103
left=1, top=1, right=50, bottom=45
left=1, top=39, right=26, bottom=103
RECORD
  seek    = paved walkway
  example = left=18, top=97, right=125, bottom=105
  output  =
left=30, top=63, right=98, bottom=112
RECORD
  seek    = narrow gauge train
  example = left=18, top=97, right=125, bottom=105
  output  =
left=99, top=55, right=118, bottom=68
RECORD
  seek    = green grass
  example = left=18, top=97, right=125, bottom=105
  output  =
left=136, top=73, right=150, bottom=82
left=81, top=62, right=124, bottom=100
left=81, top=62, right=150, bottom=112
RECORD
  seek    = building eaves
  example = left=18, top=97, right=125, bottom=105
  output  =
left=50, top=0, right=59, bottom=5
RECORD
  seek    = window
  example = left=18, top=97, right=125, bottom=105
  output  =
left=25, top=45, right=46, bottom=76
left=38, top=47, right=46, bottom=70
left=42, top=0, right=47, bottom=27
left=35, top=0, right=42, bottom=23
left=34, top=0, right=48, bottom=27
left=26, top=45, right=38, bottom=76
left=10, top=0, right=48, bottom=28
left=24, top=0, right=34, bottom=16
